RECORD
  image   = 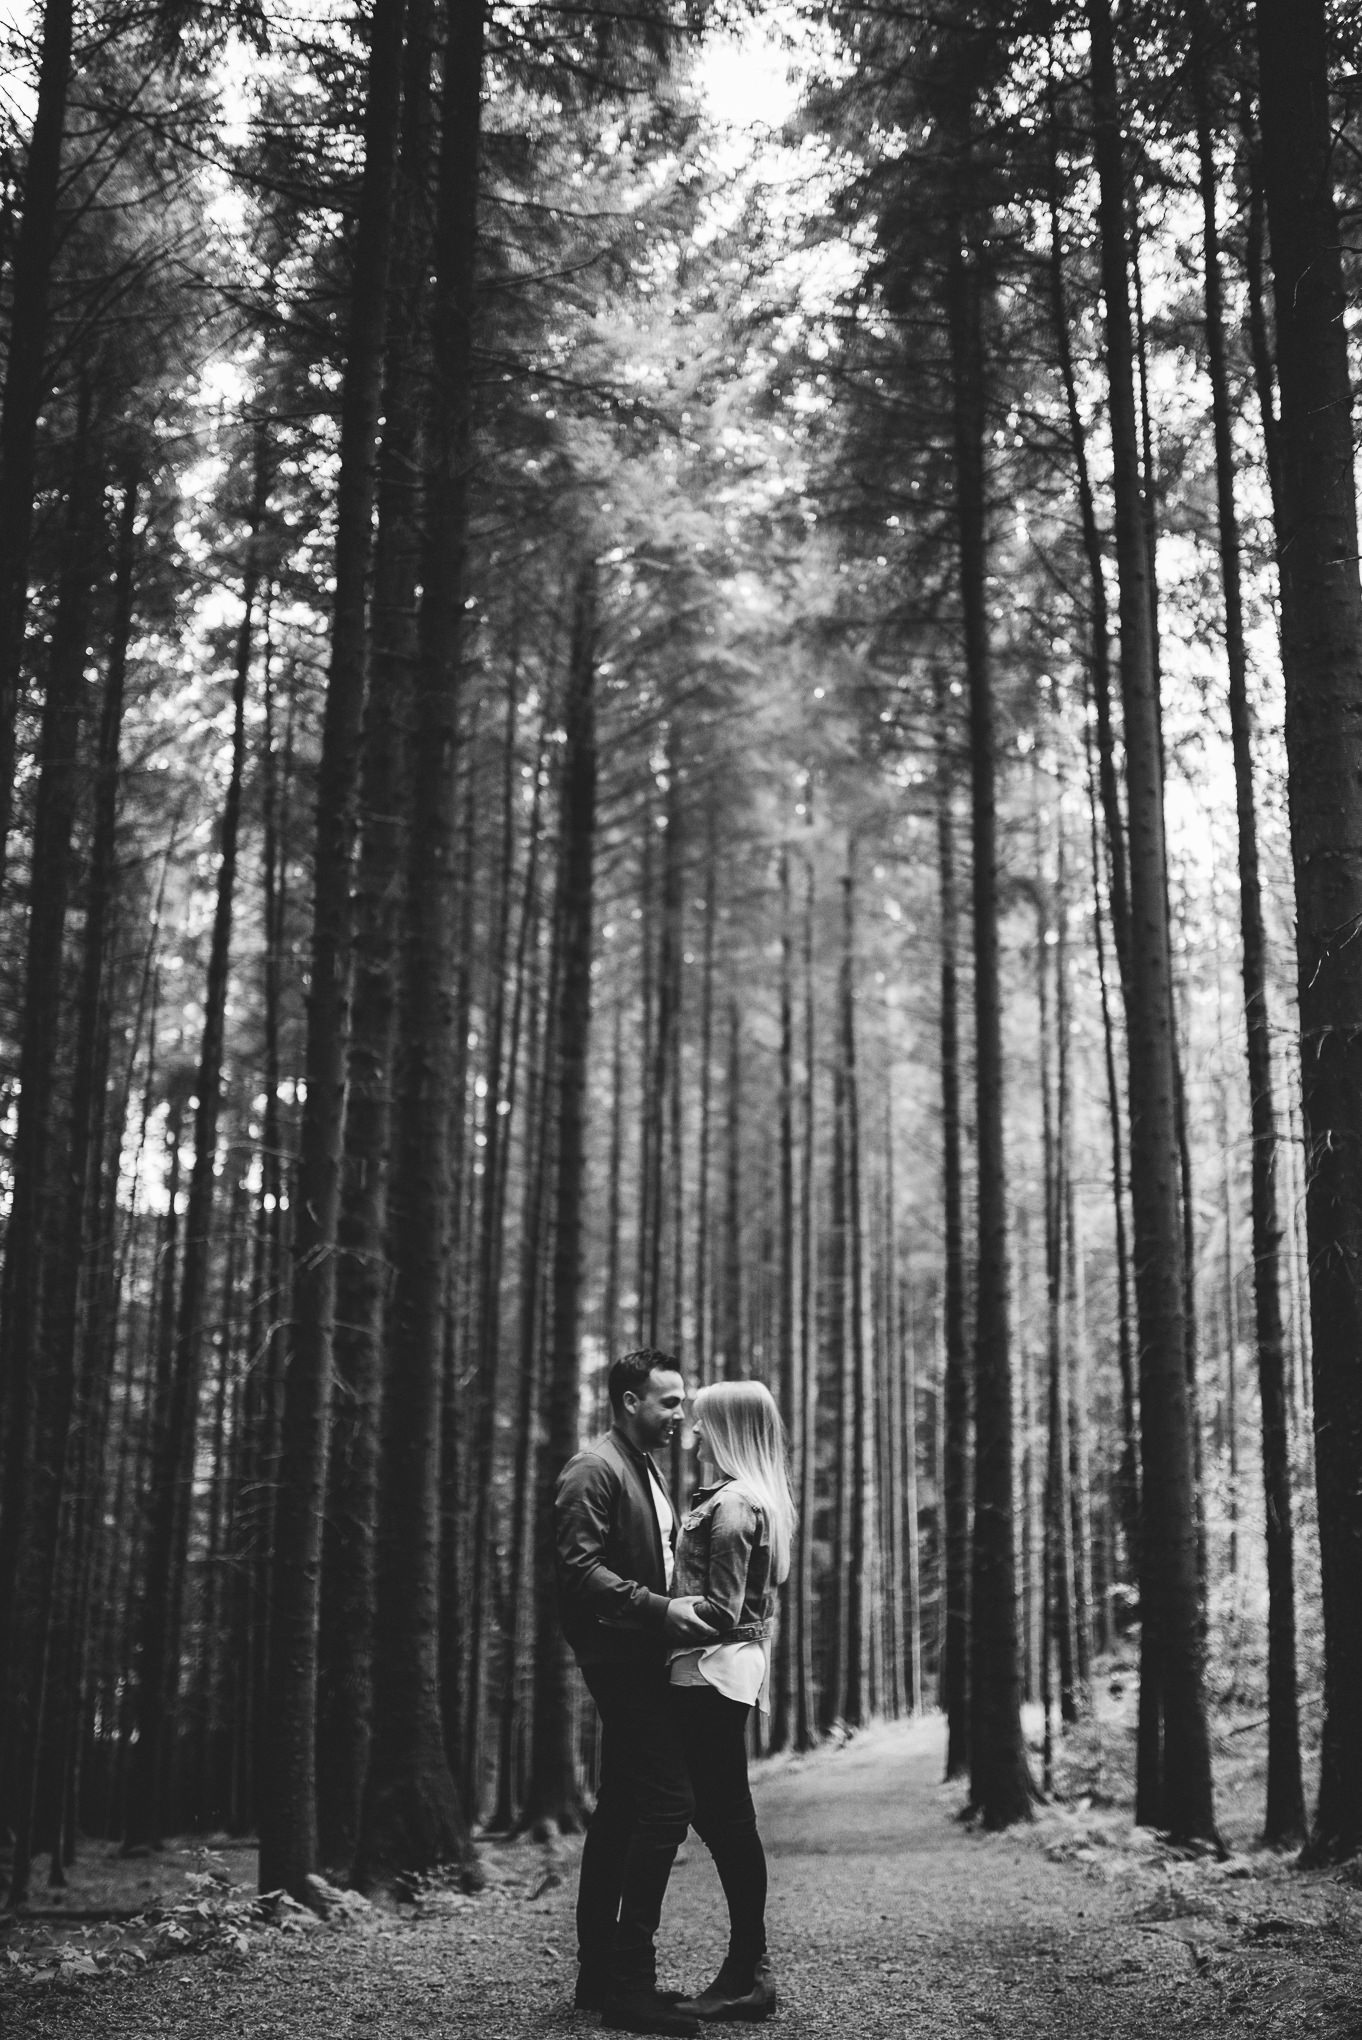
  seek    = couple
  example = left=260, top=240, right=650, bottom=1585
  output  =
left=555, top=1348, right=795, bottom=2035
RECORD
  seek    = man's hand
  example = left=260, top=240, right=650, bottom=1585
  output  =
left=665, top=1595, right=718, bottom=1645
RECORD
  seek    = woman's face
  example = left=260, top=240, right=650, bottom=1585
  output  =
left=692, top=1412, right=711, bottom=1464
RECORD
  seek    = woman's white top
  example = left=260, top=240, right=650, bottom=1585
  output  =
left=669, top=1639, right=769, bottom=1710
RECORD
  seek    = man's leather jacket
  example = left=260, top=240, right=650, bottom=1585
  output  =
left=555, top=1427, right=676, bottom=1665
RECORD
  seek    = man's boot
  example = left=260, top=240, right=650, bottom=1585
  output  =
left=601, top=1836, right=695, bottom=2034
left=601, top=1985, right=700, bottom=2036
left=578, top=1968, right=688, bottom=2016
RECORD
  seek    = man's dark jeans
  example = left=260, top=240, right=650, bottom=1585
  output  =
left=578, top=1659, right=694, bottom=1989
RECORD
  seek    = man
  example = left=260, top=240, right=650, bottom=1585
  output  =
left=556, top=1348, right=715, bottom=2036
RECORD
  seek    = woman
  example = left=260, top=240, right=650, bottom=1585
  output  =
left=669, top=1380, right=795, bottom=2024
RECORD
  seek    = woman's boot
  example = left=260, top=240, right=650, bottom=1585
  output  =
left=676, top=1953, right=776, bottom=2021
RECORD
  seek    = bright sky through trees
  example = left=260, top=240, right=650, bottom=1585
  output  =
left=699, top=8, right=803, bottom=129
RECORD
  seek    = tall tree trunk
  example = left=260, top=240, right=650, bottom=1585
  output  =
left=769, top=844, right=798, bottom=1751
left=487, top=730, right=547, bottom=1829
left=794, top=812, right=818, bottom=1749
left=1018, top=1222, right=1042, bottom=1707
left=1036, top=874, right=1077, bottom=1729
left=0, top=410, right=100, bottom=1894
left=719, top=998, right=743, bottom=1380
left=437, top=708, right=481, bottom=1781
left=520, top=560, right=598, bottom=1838
left=602, top=1001, right=625, bottom=1374
left=36, top=471, right=139, bottom=1880
left=1237, top=94, right=1283, bottom=528
left=1192, top=18, right=1304, bottom=1846
left=935, top=676, right=970, bottom=1781
left=462, top=661, right=522, bottom=1817
left=874, top=1157, right=901, bottom=1720
left=1047, top=71, right=1140, bottom=1575
left=231, top=670, right=287, bottom=1838
left=666, top=801, right=686, bottom=1363
left=183, top=1184, right=245, bottom=1830
left=841, top=850, right=874, bottom=1727
left=353, top=0, right=484, bottom=1890
left=94, top=947, right=168, bottom=1835
left=693, top=803, right=717, bottom=1384
left=42, top=468, right=136, bottom=1557
left=126, top=428, right=263, bottom=1853
left=823, top=1016, right=851, bottom=1732
left=1044, top=58, right=1130, bottom=994
left=503, top=834, right=559, bottom=1832
left=0, top=0, right=75, bottom=883
left=944, top=86, right=1032, bottom=1829
left=1056, top=830, right=1093, bottom=1698
left=262, top=0, right=412, bottom=1900
left=75, top=918, right=147, bottom=1842
left=1137, top=85, right=1213, bottom=1651
left=315, top=1, right=430, bottom=1859
left=901, top=1273, right=923, bottom=1714
left=1254, top=0, right=1362, bottom=1865
left=637, top=747, right=682, bottom=1348
left=650, top=744, right=683, bottom=1343
left=1087, top=0, right=1217, bottom=1844
left=1084, top=707, right=1139, bottom=1566
left=882, top=1097, right=915, bottom=1718
left=635, top=805, right=656, bottom=1343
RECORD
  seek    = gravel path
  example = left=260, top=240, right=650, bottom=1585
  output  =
left=7, top=1716, right=1362, bottom=2038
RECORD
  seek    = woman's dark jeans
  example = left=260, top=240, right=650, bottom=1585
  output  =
left=671, top=1682, right=767, bottom=1974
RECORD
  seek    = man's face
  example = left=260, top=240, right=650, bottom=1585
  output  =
left=623, top=1367, right=686, bottom=1454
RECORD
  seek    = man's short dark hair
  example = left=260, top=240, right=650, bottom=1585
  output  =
left=609, top=1348, right=681, bottom=1417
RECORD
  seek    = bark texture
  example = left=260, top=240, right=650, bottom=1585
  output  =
left=353, top=0, right=484, bottom=1891
left=944, top=81, right=1032, bottom=1828
left=1254, top=0, right=1362, bottom=1865
left=0, top=0, right=75, bottom=882
left=520, top=560, right=598, bottom=1838
left=936, top=679, right=970, bottom=1782
left=1088, top=0, right=1216, bottom=1844
left=264, top=0, right=411, bottom=1900
left=1192, top=13, right=1304, bottom=1848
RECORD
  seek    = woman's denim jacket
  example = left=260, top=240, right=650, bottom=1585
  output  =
left=674, top=1478, right=777, bottom=1644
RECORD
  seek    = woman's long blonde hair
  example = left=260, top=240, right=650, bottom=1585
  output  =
left=693, top=1380, right=796, bottom=1584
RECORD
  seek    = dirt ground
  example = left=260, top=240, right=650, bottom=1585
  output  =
left=5, top=1714, right=1362, bottom=2039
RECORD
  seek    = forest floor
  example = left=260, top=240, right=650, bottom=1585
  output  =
left=5, top=1695, right=1362, bottom=2040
